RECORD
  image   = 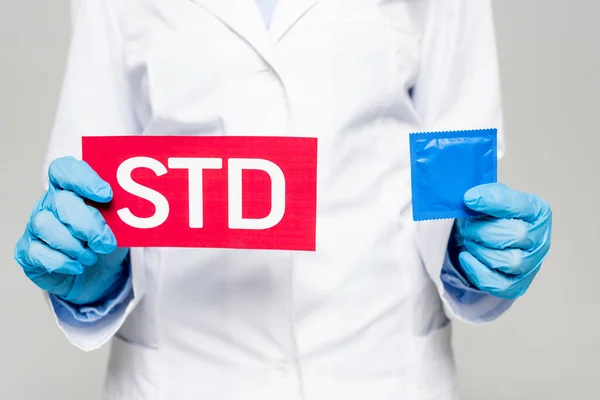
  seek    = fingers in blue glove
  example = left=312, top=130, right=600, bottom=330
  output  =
left=457, top=218, right=536, bottom=251
left=458, top=252, right=540, bottom=299
left=464, top=183, right=546, bottom=223
left=42, top=187, right=117, bottom=255
left=455, top=182, right=552, bottom=299
left=14, top=156, right=130, bottom=304
left=28, top=209, right=98, bottom=266
left=14, top=235, right=84, bottom=275
left=48, top=156, right=113, bottom=203
left=17, top=156, right=117, bottom=273
left=463, top=238, right=536, bottom=276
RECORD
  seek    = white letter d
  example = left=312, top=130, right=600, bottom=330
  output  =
left=228, top=158, right=285, bottom=230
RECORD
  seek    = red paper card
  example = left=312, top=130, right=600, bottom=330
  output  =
left=81, top=136, right=318, bottom=251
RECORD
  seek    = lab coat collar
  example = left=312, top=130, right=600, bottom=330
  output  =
left=189, top=0, right=274, bottom=62
left=269, top=0, right=320, bottom=42
left=188, top=0, right=320, bottom=58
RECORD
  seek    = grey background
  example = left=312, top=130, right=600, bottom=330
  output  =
left=0, top=1, right=598, bottom=399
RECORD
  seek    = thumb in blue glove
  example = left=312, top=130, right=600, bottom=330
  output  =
left=452, top=183, right=552, bottom=299
left=14, top=156, right=130, bottom=305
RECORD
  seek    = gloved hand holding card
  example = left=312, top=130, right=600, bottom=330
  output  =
left=409, top=128, right=553, bottom=299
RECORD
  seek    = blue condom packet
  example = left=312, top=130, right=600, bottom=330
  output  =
left=409, top=128, right=498, bottom=221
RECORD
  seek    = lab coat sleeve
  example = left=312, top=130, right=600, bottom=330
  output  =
left=41, top=0, right=146, bottom=351
left=411, top=0, right=515, bottom=323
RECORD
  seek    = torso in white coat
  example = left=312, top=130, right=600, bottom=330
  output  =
left=47, top=0, right=507, bottom=398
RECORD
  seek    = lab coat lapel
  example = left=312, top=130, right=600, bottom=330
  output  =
left=269, top=0, right=320, bottom=42
left=188, top=0, right=275, bottom=63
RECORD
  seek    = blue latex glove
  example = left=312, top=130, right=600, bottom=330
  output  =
left=14, top=156, right=129, bottom=305
left=451, top=183, right=552, bottom=299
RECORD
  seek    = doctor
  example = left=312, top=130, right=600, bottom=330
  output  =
left=14, top=0, right=552, bottom=399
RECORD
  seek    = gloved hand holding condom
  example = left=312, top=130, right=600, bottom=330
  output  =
left=409, top=129, right=552, bottom=299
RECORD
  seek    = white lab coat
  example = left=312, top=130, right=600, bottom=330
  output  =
left=43, top=0, right=512, bottom=399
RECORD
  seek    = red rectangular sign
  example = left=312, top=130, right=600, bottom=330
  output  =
left=82, top=136, right=318, bottom=251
